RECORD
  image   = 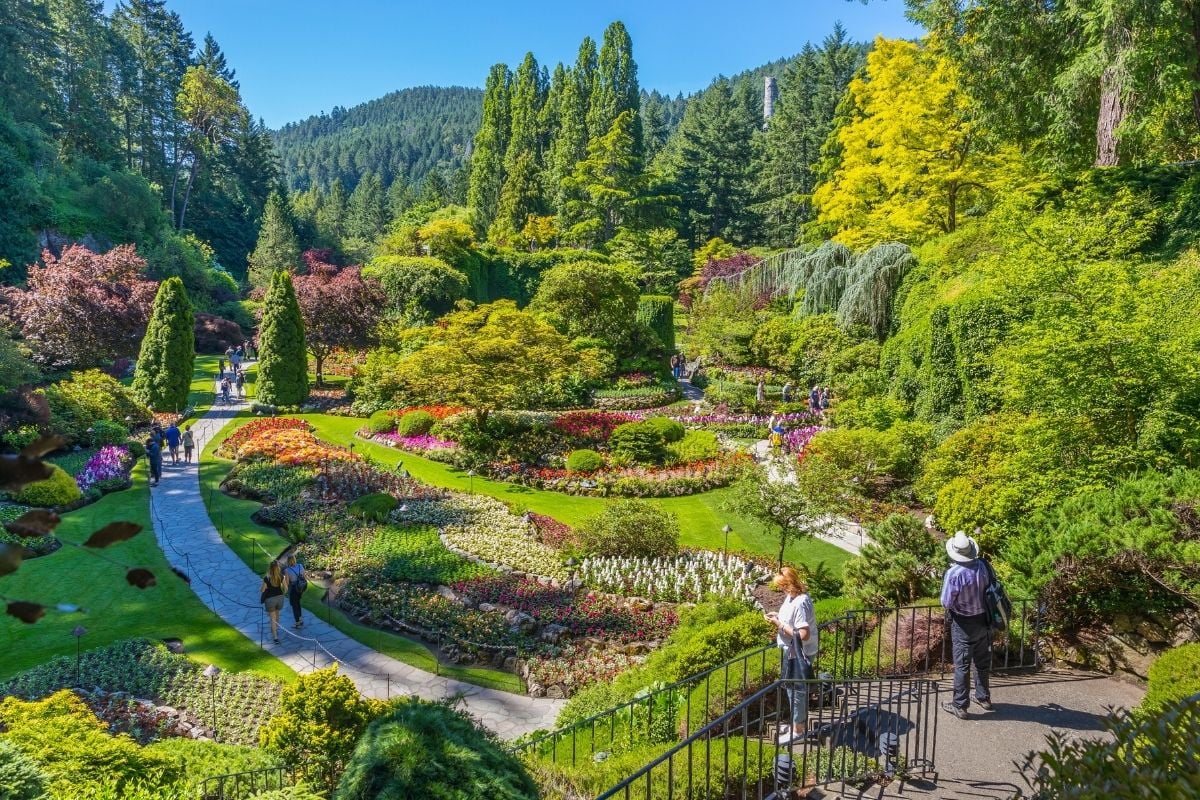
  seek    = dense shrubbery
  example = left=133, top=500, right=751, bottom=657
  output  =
left=40, top=369, right=151, bottom=444
left=566, top=448, right=603, bottom=473
left=11, top=464, right=83, bottom=507
left=576, top=501, right=679, bottom=558
left=1141, top=644, right=1200, bottom=716
left=396, top=409, right=435, bottom=436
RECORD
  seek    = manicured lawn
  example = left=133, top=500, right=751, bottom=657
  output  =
left=198, top=414, right=526, bottom=694
left=301, top=414, right=853, bottom=575
left=0, top=462, right=294, bottom=682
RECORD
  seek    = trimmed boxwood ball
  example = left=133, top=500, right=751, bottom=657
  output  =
left=11, top=464, right=83, bottom=508
left=643, top=416, right=685, bottom=443
left=334, top=698, right=538, bottom=800
left=566, top=448, right=604, bottom=473
left=367, top=411, right=396, bottom=434
left=348, top=492, right=399, bottom=522
left=396, top=410, right=435, bottom=437
left=608, top=421, right=667, bottom=465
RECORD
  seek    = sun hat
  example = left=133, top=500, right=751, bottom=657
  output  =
left=945, top=530, right=979, bottom=563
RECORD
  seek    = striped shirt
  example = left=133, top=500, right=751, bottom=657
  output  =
left=940, top=561, right=988, bottom=617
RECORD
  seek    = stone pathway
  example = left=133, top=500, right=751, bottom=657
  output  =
left=147, top=400, right=565, bottom=739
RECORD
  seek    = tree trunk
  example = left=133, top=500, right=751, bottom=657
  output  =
left=1095, top=23, right=1131, bottom=167
left=178, top=153, right=201, bottom=231
left=313, top=353, right=324, bottom=388
left=1190, top=1, right=1200, bottom=127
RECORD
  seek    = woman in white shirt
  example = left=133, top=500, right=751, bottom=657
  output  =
left=765, top=565, right=818, bottom=744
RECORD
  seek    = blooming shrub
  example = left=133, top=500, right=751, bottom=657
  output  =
left=233, top=428, right=357, bottom=467
left=783, top=425, right=825, bottom=455
left=372, top=432, right=460, bottom=456
left=580, top=552, right=771, bottom=603
left=74, top=445, right=133, bottom=494
left=314, top=460, right=440, bottom=503
left=529, top=513, right=576, bottom=549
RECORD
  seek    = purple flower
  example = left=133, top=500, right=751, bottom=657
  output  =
left=76, top=445, right=132, bottom=492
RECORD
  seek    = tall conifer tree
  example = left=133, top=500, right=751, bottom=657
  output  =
left=247, top=191, right=300, bottom=289
left=467, top=63, right=512, bottom=233
left=588, top=22, right=641, bottom=158
left=132, top=276, right=194, bottom=411
left=257, top=270, right=308, bottom=406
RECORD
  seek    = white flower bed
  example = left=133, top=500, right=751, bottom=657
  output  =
left=579, top=551, right=771, bottom=603
left=396, top=493, right=569, bottom=580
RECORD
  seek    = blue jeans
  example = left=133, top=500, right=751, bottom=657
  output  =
left=782, top=652, right=814, bottom=727
left=949, top=613, right=992, bottom=710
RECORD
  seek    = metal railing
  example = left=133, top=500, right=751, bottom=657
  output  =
left=595, top=676, right=939, bottom=799
left=821, top=599, right=1042, bottom=680
left=514, top=600, right=1040, bottom=769
left=199, top=765, right=301, bottom=800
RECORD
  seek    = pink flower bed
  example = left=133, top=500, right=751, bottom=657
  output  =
left=374, top=432, right=459, bottom=452
left=75, top=445, right=133, bottom=492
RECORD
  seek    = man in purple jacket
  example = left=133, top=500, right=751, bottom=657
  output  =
left=940, top=530, right=993, bottom=719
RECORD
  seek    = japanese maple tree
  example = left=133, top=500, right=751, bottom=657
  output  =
left=292, top=250, right=385, bottom=386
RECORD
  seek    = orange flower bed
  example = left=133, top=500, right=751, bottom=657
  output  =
left=222, top=417, right=358, bottom=466
left=386, top=405, right=465, bottom=421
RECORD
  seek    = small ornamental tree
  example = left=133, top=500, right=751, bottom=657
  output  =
left=257, top=270, right=308, bottom=406
left=131, top=277, right=195, bottom=411
left=260, top=667, right=382, bottom=793
left=292, top=250, right=384, bottom=386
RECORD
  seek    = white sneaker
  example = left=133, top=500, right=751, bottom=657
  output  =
left=777, top=728, right=803, bottom=745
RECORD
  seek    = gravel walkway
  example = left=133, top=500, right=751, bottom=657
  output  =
left=147, top=399, right=565, bottom=739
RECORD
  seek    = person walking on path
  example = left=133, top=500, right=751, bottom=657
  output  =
left=284, top=553, right=307, bottom=628
left=217, top=357, right=225, bottom=377
left=231, top=346, right=242, bottom=373
left=220, top=376, right=232, bottom=405
left=940, top=531, right=994, bottom=719
left=244, top=340, right=254, bottom=361
left=145, top=437, right=163, bottom=487
left=260, top=560, right=289, bottom=644
left=765, top=566, right=818, bottom=744
left=181, top=425, right=195, bottom=464
left=164, top=423, right=181, bottom=464
left=235, top=370, right=246, bottom=399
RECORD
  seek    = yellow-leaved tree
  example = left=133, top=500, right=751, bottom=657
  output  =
left=813, top=37, right=1019, bottom=249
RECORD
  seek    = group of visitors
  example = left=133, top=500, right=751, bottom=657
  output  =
left=809, top=385, right=831, bottom=411
left=144, top=421, right=194, bottom=487
left=669, top=353, right=685, bottom=380
left=767, top=529, right=996, bottom=744
left=216, top=342, right=253, bottom=404
left=259, top=552, right=308, bottom=644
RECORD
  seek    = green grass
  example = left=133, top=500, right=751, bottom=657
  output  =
left=0, top=462, right=294, bottom=683
left=301, top=414, right=852, bottom=575
left=189, top=353, right=256, bottom=417
left=198, top=411, right=525, bottom=694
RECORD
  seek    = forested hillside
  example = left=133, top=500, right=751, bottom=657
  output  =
left=0, top=0, right=276, bottom=287
left=272, top=86, right=483, bottom=194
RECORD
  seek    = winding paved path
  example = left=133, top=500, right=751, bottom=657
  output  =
left=147, top=399, right=565, bottom=740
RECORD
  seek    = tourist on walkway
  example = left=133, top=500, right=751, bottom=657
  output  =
left=217, top=357, right=225, bottom=377
left=284, top=553, right=307, bottom=629
left=782, top=382, right=792, bottom=403
left=766, top=565, right=818, bottom=744
left=809, top=385, right=820, bottom=411
left=244, top=340, right=255, bottom=360
left=220, top=376, right=232, bottom=404
left=164, top=422, right=181, bottom=464
left=235, top=370, right=246, bottom=399
left=260, top=560, right=289, bottom=644
left=940, top=531, right=993, bottom=719
left=231, top=346, right=242, bottom=372
left=819, top=387, right=831, bottom=410
left=670, top=353, right=681, bottom=380
left=145, top=437, right=162, bottom=487
left=756, top=379, right=766, bottom=405
left=181, top=426, right=195, bottom=464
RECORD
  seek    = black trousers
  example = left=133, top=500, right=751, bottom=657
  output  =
left=949, top=612, right=992, bottom=710
left=288, top=589, right=303, bottom=623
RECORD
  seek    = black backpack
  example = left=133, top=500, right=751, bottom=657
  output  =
left=981, top=557, right=1013, bottom=633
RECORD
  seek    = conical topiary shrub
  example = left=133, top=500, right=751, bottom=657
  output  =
left=257, top=270, right=308, bottom=406
left=132, top=276, right=195, bottom=412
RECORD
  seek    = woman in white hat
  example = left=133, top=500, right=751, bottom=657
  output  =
left=939, top=530, right=993, bottom=719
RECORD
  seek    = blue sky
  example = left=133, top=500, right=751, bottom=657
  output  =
left=155, top=0, right=921, bottom=128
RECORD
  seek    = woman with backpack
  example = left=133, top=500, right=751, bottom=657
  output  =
left=260, top=560, right=289, bottom=644
left=765, top=565, right=818, bottom=745
left=284, top=553, right=307, bottom=629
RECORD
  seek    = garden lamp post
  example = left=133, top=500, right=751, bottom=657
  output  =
left=202, top=664, right=221, bottom=740
left=723, top=524, right=732, bottom=555
left=71, top=626, right=86, bottom=683
left=467, top=469, right=475, bottom=494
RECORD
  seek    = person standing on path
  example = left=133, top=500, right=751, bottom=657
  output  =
left=231, top=346, right=242, bottom=373
left=766, top=566, right=818, bottom=744
left=782, top=382, right=792, bottom=403
left=235, top=370, right=246, bottom=399
left=284, top=553, right=307, bottom=629
left=940, top=531, right=994, bottom=719
left=217, top=357, right=225, bottom=377
left=145, top=437, right=162, bottom=487
left=181, top=425, right=195, bottom=464
left=260, top=560, right=289, bottom=644
left=164, top=423, right=181, bottom=464
left=809, top=385, right=820, bottom=412
left=756, top=379, right=766, bottom=405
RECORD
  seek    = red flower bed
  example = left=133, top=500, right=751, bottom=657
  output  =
left=529, top=513, right=576, bottom=549
left=219, top=417, right=311, bottom=457
left=551, top=410, right=639, bottom=444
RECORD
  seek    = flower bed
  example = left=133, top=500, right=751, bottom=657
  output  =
left=339, top=580, right=521, bottom=652
left=75, top=445, right=134, bottom=494
left=523, top=644, right=644, bottom=697
left=530, top=513, right=576, bottom=549
left=783, top=425, right=824, bottom=454
left=551, top=410, right=640, bottom=445
left=579, top=551, right=771, bottom=603
left=372, top=431, right=461, bottom=458
left=593, top=384, right=679, bottom=410
left=492, top=452, right=752, bottom=498
left=401, top=494, right=570, bottom=580
left=218, top=417, right=310, bottom=457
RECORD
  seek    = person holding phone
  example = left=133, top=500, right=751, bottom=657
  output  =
left=765, top=565, right=818, bottom=745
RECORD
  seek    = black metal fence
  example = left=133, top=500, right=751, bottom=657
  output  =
left=595, top=676, right=940, bottom=799
left=512, top=600, right=1040, bottom=769
left=198, top=765, right=305, bottom=800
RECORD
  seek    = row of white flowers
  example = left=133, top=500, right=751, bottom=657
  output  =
left=394, top=493, right=569, bottom=580
left=579, top=551, right=771, bottom=603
